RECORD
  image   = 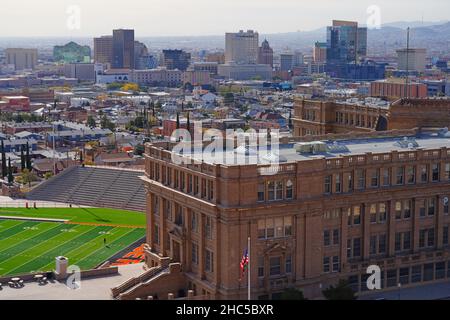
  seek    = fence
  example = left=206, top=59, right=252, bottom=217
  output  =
left=0, top=201, right=91, bottom=209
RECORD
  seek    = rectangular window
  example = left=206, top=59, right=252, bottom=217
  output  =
left=395, top=233, right=402, bottom=252
left=370, top=235, right=377, bottom=255
left=205, top=216, right=213, bottom=240
left=335, top=174, right=342, bottom=193
left=257, top=183, right=265, bottom=202
left=332, top=256, right=339, bottom=272
left=403, top=232, right=411, bottom=250
left=269, top=257, right=281, bottom=276
left=268, top=181, right=275, bottom=200
left=371, top=169, right=379, bottom=187
left=446, top=163, right=450, bottom=181
left=419, top=199, right=426, bottom=217
left=286, top=181, right=293, bottom=199
left=407, top=166, right=415, bottom=184
left=382, top=168, right=390, bottom=186
left=323, top=257, right=330, bottom=273
left=154, top=225, right=160, bottom=245
left=191, top=243, right=198, bottom=265
left=324, top=176, right=332, bottom=194
left=404, top=200, right=411, bottom=219
left=323, top=230, right=331, bottom=246
left=275, top=181, right=283, bottom=200
left=420, top=165, right=428, bottom=183
left=266, top=219, right=274, bottom=238
left=419, top=229, right=426, bottom=248
left=205, top=249, right=214, bottom=273
left=379, top=234, right=386, bottom=253
left=432, top=163, right=440, bottom=182
left=275, top=217, right=283, bottom=238
left=191, top=212, right=198, bottom=233
left=428, top=228, right=435, bottom=247
left=258, top=220, right=266, bottom=239
left=347, top=172, right=353, bottom=191
left=353, top=206, right=361, bottom=225
left=379, top=203, right=387, bottom=223
left=356, top=169, right=365, bottom=190
left=284, top=216, right=293, bottom=237
left=428, top=198, right=435, bottom=216
left=370, top=204, right=377, bottom=223
left=258, top=256, right=264, bottom=277
left=353, top=238, right=361, bottom=257
left=286, top=255, right=292, bottom=274
left=333, top=229, right=340, bottom=245
left=395, top=201, right=402, bottom=220
left=396, top=167, right=404, bottom=185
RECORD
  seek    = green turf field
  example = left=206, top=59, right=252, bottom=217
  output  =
left=0, top=219, right=146, bottom=276
left=0, top=207, right=146, bottom=227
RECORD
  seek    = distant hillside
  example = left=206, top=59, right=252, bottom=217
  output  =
left=0, top=21, right=449, bottom=55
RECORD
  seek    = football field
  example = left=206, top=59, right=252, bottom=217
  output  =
left=0, top=208, right=146, bottom=276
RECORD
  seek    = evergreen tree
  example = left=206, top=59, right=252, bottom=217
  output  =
left=26, top=142, right=32, bottom=170
left=1, top=140, right=6, bottom=179
left=20, top=146, right=25, bottom=171
left=7, top=158, right=13, bottom=184
left=186, top=112, right=191, bottom=132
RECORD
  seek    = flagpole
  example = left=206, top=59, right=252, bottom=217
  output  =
left=248, top=236, right=251, bottom=301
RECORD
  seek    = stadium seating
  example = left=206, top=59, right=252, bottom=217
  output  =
left=26, top=166, right=146, bottom=212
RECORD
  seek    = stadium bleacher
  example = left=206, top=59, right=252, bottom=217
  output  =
left=26, top=166, right=146, bottom=212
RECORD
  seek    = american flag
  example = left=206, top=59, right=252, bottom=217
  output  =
left=240, top=249, right=249, bottom=278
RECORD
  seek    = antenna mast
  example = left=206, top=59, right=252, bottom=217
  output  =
left=405, top=27, right=410, bottom=99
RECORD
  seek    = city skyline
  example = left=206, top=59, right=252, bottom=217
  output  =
left=0, top=0, right=449, bottom=37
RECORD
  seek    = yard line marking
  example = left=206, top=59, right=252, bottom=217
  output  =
left=75, top=228, right=144, bottom=268
left=0, top=222, right=56, bottom=253
left=5, top=225, right=105, bottom=276
left=0, top=224, right=80, bottom=270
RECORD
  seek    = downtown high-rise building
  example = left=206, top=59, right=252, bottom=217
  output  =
left=162, top=49, right=191, bottom=71
left=326, top=20, right=367, bottom=64
left=5, top=48, right=38, bottom=70
left=258, top=39, right=274, bottom=67
left=225, top=30, right=259, bottom=64
left=112, top=29, right=135, bottom=69
left=94, top=36, right=113, bottom=65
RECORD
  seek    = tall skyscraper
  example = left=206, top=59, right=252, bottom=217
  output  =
left=162, top=50, right=191, bottom=71
left=94, top=36, right=113, bottom=65
left=5, top=48, right=38, bottom=70
left=225, top=30, right=259, bottom=64
left=313, top=42, right=327, bottom=63
left=326, top=20, right=367, bottom=64
left=280, top=53, right=294, bottom=72
left=258, top=39, right=274, bottom=67
left=112, top=29, right=135, bottom=69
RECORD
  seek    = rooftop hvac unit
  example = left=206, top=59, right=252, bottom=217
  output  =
left=295, top=141, right=327, bottom=154
left=395, top=137, right=419, bottom=149
left=327, top=141, right=350, bottom=153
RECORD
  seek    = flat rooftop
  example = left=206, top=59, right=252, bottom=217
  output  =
left=170, top=132, right=450, bottom=165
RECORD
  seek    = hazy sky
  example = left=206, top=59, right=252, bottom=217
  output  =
left=0, top=0, right=449, bottom=37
